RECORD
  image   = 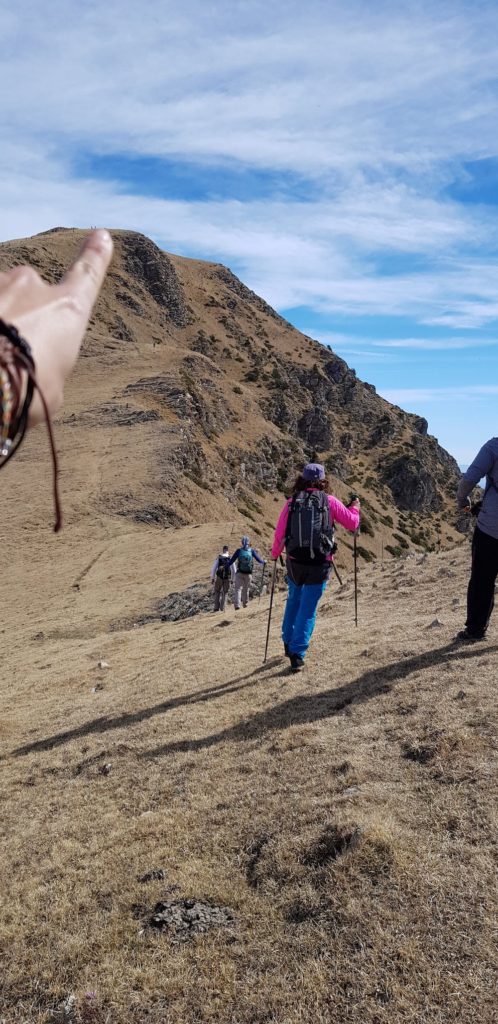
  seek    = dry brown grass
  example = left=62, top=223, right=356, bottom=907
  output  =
left=1, top=538, right=497, bottom=1024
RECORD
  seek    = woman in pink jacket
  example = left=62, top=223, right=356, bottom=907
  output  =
left=271, top=462, right=360, bottom=672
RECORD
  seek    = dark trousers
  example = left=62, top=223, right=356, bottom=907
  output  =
left=466, top=526, right=498, bottom=635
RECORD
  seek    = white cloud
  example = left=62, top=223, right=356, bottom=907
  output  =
left=380, top=386, right=498, bottom=405
left=1, top=0, right=498, bottom=335
left=373, top=336, right=498, bottom=350
left=3, top=1, right=498, bottom=175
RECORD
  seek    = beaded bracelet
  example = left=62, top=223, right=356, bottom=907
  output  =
left=0, top=319, right=61, bottom=532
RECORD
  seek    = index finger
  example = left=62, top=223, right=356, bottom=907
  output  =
left=60, top=229, right=113, bottom=312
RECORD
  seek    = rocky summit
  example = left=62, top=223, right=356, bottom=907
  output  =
left=0, top=228, right=461, bottom=565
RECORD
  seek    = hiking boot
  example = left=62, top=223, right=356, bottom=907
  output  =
left=290, top=654, right=305, bottom=672
left=454, top=628, right=485, bottom=643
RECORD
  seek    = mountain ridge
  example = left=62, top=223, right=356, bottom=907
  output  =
left=0, top=227, right=462, bottom=562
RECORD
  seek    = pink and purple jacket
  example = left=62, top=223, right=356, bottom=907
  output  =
left=271, top=490, right=360, bottom=561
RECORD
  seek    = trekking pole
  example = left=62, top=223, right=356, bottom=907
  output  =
left=353, top=531, right=358, bottom=627
left=258, top=562, right=266, bottom=602
left=263, top=560, right=278, bottom=663
left=331, top=560, right=343, bottom=587
left=348, top=493, right=359, bottom=628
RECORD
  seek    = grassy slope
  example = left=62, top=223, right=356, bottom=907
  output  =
left=1, top=538, right=497, bottom=1024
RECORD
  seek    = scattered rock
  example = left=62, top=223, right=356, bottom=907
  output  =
left=148, top=898, right=234, bottom=942
left=138, top=868, right=167, bottom=883
left=91, top=683, right=104, bottom=693
left=341, top=786, right=361, bottom=797
left=97, top=660, right=110, bottom=669
left=98, top=763, right=112, bottom=776
left=57, top=994, right=76, bottom=1021
left=427, top=618, right=444, bottom=628
left=117, top=504, right=185, bottom=528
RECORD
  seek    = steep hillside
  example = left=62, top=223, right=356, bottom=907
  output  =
left=0, top=228, right=461, bottom=567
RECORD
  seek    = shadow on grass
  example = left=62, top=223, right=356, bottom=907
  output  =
left=11, top=643, right=496, bottom=761
left=10, top=656, right=285, bottom=757
left=139, top=641, right=498, bottom=759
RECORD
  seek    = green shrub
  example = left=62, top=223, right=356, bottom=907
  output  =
left=385, top=544, right=403, bottom=557
left=379, top=513, right=394, bottom=528
left=356, top=545, right=375, bottom=562
left=233, top=385, right=243, bottom=395
left=393, top=532, right=409, bottom=549
left=359, top=514, right=375, bottom=538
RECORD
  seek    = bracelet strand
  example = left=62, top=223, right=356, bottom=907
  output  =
left=0, top=318, right=61, bottom=532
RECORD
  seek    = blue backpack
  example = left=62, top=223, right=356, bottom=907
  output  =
left=237, top=547, right=253, bottom=574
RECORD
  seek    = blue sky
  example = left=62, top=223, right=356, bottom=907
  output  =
left=2, top=0, right=498, bottom=466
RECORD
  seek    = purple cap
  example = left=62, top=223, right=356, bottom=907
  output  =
left=302, top=462, right=325, bottom=482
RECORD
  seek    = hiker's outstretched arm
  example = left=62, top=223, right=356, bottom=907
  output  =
left=0, top=229, right=113, bottom=426
left=329, top=495, right=360, bottom=532
left=271, top=500, right=290, bottom=558
left=457, top=441, right=495, bottom=507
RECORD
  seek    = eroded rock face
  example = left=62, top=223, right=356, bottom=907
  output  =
left=370, top=415, right=397, bottom=448
left=262, top=393, right=299, bottom=434
left=412, top=416, right=428, bottom=436
left=121, top=233, right=192, bottom=326
left=381, top=456, right=442, bottom=512
left=125, top=372, right=232, bottom=439
left=297, top=407, right=333, bottom=450
left=226, top=435, right=301, bottom=492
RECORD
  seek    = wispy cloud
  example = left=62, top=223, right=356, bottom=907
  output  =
left=381, top=385, right=498, bottom=405
left=2, top=1, right=498, bottom=337
left=373, top=336, right=498, bottom=350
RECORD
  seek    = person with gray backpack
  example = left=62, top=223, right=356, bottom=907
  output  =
left=210, top=545, right=235, bottom=612
left=271, top=463, right=360, bottom=672
left=456, top=437, right=498, bottom=641
left=228, top=536, right=266, bottom=610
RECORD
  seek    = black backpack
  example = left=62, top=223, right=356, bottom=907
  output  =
left=216, top=555, right=231, bottom=581
left=285, top=490, right=334, bottom=564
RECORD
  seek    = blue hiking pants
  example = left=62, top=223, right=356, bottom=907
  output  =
left=282, top=577, right=328, bottom=659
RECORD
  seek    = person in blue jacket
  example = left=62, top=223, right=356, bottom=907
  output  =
left=228, top=536, right=265, bottom=610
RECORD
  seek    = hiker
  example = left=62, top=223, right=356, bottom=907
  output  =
left=271, top=462, right=360, bottom=672
left=210, top=545, right=235, bottom=612
left=456, top=437, right=498, bottom=641
left=228, top=536, right=266, bottom=610
left=0, top=229, right=113, bottom=530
